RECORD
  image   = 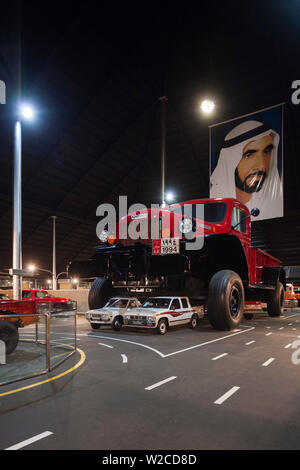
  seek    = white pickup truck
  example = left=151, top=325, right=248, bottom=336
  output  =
left=123, top=296, right=204, bottom=334
left=86, top=297, right=141, bottom=330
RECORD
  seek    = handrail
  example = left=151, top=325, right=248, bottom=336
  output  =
left=0, top=303, right=77, bottom=387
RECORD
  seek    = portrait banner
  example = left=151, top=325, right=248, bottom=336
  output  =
left=209, top=103, right=284, bottom=221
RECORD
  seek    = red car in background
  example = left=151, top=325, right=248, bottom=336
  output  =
left=22, top=289, right=73, bottom=311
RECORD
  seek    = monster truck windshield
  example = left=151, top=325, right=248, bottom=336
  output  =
left=141, top=298, right=171, bottom=309
left=169, top=202, right=227, bottom=223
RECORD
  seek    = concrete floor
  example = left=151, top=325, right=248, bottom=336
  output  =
left=1, top=311, right=300, bottom=450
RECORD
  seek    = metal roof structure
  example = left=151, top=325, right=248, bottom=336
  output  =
left=0, top=1, right=299, bottom=275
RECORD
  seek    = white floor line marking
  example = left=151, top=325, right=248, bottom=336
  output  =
left=279, top=327, right=284, bottom=330
left=292, top=328, right=296, bottom=331
left=214, top=386, right=240, bottom=405
left=5, top=431, right=53, bottom=450
left=212, top=353, right=228, bottom=361
left=121, top=354, right=128, bottom=363
left=285, top=344, right=292, bottom=349
left=245, top=340, right=255, bottom=345
left=82, top=327, right=255, bottom=359
left=163, top=326, right=255, bottom=358
left=284, top=313, right=300, bottom=320
left=91, top=335, right=165, bottom=357
left=265, top=332, right=272, bottom=336
left=266, top=326, right=271, bottom=329
left=288, top=323, right=293, bottom=326
left=145, top=376, right=177, bottom=391
left=262, top=358, right=275, bottom=367
left=98, top=343, right=114, bottom=349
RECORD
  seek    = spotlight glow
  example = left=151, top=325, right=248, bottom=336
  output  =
left=20, top=104, right=35, bottom=121
left=200, top=99, right=215, bottom=114
left=165, top=192, right=175, bottom=202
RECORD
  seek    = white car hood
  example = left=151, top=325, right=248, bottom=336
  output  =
left=87, top=306, right=126, bottom=314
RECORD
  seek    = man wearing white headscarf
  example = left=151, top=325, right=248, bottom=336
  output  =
left=210, top=120, right=283, bottom=221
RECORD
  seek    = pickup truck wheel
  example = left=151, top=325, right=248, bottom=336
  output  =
left=88, top=278, right=113, bottom=310
left=267, top=282, right=284, bottom=317
left=207, top=270, right=245, bottom=330
left=91, top=323, right=100, bottom=330
left=112, top=317, right=123, bottom=331
left=157, top=319, right=167, bottom=335
left=0, top=321, right=19, bottom=354
left=189, top=314, right=198, bottom=329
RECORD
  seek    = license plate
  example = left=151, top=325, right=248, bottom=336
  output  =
left=152, top=238, right=180, bottom=255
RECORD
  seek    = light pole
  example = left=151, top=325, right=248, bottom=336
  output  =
left=159, top=96, right=168, bottom=207
left=12, top=104, right=35, bottom=300
left=51, top=216, right=57, bottom=290
left=27, top=265, right=68, bottom=289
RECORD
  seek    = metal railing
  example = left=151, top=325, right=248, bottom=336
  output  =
left=0, top=301, right=77, bottom=387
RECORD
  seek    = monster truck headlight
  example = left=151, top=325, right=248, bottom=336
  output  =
left=86, top=312, right=91, bottom=320
left=99, top=230, right=109, bottom=243
left=178, top=218, right=193, bottom=234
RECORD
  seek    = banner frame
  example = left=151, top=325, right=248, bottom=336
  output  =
left=208, top=102, right=285, bottom=128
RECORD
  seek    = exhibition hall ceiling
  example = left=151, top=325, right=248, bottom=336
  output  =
left=0, top=1, right=299, bottom=272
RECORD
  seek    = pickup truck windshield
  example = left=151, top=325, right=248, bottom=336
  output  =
left=105, top=298, right=128, bottom=308
left=22, top=291, right=32, bottom=298
left=169, top=202, right=227, bottom=223
left=141, top=298, right=171, bottom=309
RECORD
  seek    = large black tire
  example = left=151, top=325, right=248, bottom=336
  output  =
left=112, top=316, right=123, bottom=331
left=88, top=278, right=113, bottom=310
left=0, top=321, right=19, bottom=354
left=207, top=270, right=245, bottom=330
left=267, top=282, right=284, bottom=317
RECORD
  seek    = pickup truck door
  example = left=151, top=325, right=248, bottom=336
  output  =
left=179, top=298, right=194, bottom=322
left=169, top=298, right=186, bottom=325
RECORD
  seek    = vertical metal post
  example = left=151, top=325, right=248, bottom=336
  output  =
left=159, top=96, right=168, bottom=207
left=74, top=301, right=77, bottom=350
left=46, top=313, right=50, bottom=371
left=51, top=216, right=57, bottom=291
left=35, top=316, right=39, bottom=344
left=13, top=121, right=22, bottom=300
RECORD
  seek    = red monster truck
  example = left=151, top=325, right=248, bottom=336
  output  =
left=69, top=198, right=286, bottom=330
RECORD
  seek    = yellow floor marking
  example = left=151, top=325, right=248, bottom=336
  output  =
left=0, top=348, right=86, bottom=397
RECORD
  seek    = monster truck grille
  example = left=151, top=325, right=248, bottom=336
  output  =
left=117, top=218, right=160, bottom=247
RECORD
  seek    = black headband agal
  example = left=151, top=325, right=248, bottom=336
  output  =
left=222, top=123, right=271, bottom=148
